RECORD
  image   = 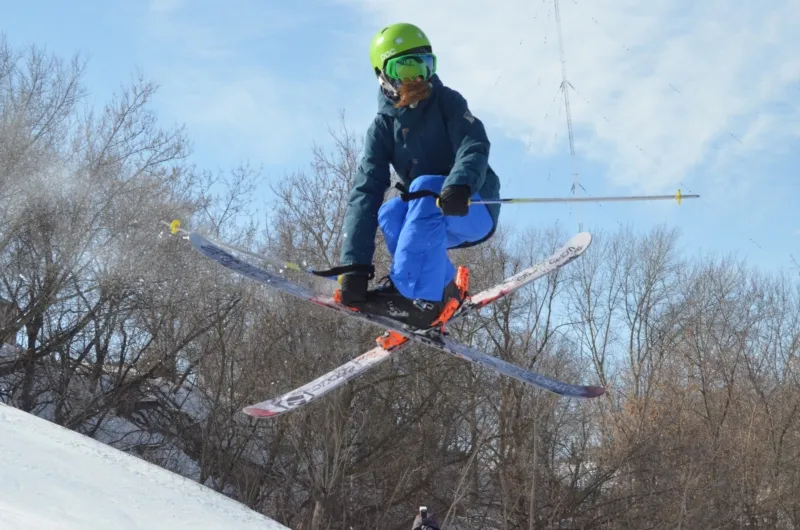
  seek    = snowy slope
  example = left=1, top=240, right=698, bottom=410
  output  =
left=0, top=403, right=289, bottom=530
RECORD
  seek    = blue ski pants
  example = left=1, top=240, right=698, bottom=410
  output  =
left=378, top=175, right=494, bottom=301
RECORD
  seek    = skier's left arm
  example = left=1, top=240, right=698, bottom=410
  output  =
left=440, top=88, right=490, bottom=194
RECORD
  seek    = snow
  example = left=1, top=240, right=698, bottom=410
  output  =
left=0, top=403, right=289, bottom=530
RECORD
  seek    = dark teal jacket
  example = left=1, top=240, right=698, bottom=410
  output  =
left=340, top=75, right=501, bottom=268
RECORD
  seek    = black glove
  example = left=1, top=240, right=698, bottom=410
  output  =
left=339, top=274, right=368, bottom=307
left=438, top=184, right=471, bottom=216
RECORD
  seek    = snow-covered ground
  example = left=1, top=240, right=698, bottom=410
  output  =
left=0, top=403, right=289, bottom=529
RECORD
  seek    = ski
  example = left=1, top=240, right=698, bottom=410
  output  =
left=243, top=345, right=395, bottom=417
left=243, top=329, right=604, bottom=417
left=185, top=231, right=604, bottom=417
left=239, top=234, right=599, bottom=417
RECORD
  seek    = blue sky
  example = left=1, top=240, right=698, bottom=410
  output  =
left=4, top=0, right=799, bottom=273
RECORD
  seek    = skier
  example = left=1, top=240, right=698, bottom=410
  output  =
left=412, top=506, right=440, bottom=529
left=334, top=22, right=502, bottom=329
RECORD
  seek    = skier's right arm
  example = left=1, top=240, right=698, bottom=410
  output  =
left=339, top=116, right=393, bottom=270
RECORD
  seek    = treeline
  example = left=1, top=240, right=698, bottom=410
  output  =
left=1, top=37, right=799, bottom=530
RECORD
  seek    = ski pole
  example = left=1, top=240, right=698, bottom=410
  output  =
left=470, top=189, right=698, bottom=205
left=397, top=183, right=698, bottom=207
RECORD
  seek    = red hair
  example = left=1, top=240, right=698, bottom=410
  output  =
left=394, top=79, right=431, bottom=108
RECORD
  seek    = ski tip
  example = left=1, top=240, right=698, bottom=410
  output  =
left=560, top=232, right=592, bottom=255
left=574, top=231, right=593, bottom=246
left=583, top=386, right=606, bottom=398
left=242, top=406, right=279, bottom=418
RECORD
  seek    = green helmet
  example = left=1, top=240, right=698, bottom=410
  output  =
left=369, top=23, right=433, bottom=74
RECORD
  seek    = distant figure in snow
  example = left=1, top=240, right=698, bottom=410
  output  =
left=412, top=506, right=440, bottom=529
left=334, top=22, right=501, bottom=329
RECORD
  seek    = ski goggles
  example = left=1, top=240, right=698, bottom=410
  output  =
left=384, top=52, right=437, bottom=81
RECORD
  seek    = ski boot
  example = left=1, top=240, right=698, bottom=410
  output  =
left=372, top=266, right=469, bottom=350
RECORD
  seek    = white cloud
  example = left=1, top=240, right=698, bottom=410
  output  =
left=343, top=0, right=800, bottom=193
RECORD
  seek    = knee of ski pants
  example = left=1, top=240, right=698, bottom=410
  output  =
left=408, top=174, right=493, bottom=249
left=445, top=200, right=494, bottom=248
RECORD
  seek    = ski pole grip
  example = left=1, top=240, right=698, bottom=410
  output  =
left=395, top=182, right=472, bottom=209
left=435, top=197, right=471, bottom=209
